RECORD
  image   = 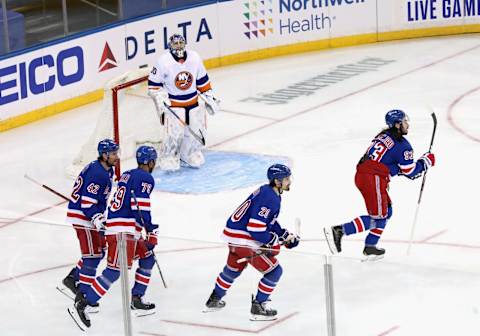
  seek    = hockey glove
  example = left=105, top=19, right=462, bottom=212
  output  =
left=279, top=229, right=295, bottom=245
left=285, top=236, right=300, bottom=249
left=149, top=89, right=171, bottom=109
left=91, top=213, right=105, bottom=231
left=279, top=229, right=300, bottom=249
left=201, top=90, right=220, bottom=115
left=261, top=232, right=280, bottom=257
left=420, top=152, right=435, bottom=170
left=145, top=228, right=159, bottom=250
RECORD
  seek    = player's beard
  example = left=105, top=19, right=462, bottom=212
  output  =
left=106, top=155, right=118, bottom=167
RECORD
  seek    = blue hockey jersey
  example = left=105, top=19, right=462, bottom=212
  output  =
left=106, top=168, right=157, bottom=237
left=66, top=160, right=113, bottom=228
left=364, top=130, right=426, bottom=178
left=221, top=184, right=285, bottom=248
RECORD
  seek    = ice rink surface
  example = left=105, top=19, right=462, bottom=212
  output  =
left=0, top=34, right=479, bottom=335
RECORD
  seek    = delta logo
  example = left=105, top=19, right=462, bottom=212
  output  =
left=98, top=42, right=118, bottom=72
left=243, top=0, right=274, bottom=39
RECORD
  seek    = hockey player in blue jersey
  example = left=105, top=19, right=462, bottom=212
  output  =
left=60, top=139, right=119, bottom=303
left=324, top=109, right=436, bottom=260
left=68, top=146, right=159, bottom=330
left=204, top=164, right=300, bottom=321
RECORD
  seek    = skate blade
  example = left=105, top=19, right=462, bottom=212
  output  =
left=57, top=286, right=100, bottom=314
left=202, top=306, right=223, bottom=313
left=67, top=307, right=87, bottom=332
left=249, top=314, right=277, bottom=321
left=361, top=255, right=385, bottom=262
left=56, top=285, right=75, bottom=300
left=323, top=228, right=338, bottom=254
left=88, top=305, right=100, bottom=314
left=133, top=309, right=156, bottom=317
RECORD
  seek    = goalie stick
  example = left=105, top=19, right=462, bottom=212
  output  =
left=407, top=111, right=437, bottom=255
left=150, top=95, right=206, bottom=146
left=130, top=190, right=168, bottom=289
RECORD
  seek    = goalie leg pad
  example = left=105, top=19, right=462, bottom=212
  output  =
left=159, top=107, right=185, bottom=170
left=180, top=105, right=205, bottom=168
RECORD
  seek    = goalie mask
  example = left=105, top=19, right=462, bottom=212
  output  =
left=168, top=34, right=186, bottom=58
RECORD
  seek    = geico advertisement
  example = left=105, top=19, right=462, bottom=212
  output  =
left=0, top=4, right=219, bottom=118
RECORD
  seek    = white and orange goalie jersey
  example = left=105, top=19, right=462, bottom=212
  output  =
left=147, top=49, right=211, bottom=108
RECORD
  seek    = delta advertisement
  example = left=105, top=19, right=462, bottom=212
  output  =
left=1, top=0, right=479, bottom=125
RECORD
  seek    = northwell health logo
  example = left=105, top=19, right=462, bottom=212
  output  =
left=243, top=0, right=274, bottom=39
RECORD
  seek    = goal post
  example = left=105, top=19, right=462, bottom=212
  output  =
left=67, top=69, right=164, bottom=179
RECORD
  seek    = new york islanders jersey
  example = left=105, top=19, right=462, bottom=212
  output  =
left=66, top=160, right=113, bottom=228
left=221, top=185, right=285, bottom=248
left=364, top=130, right=426, bottom=178
left=148, top=49, right=211, bottom=108
left=106, top=168, right=156, bottom=236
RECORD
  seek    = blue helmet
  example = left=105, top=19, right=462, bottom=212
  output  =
left=136, top=145, right=157, bottom=165
left=385, top=109, right=406, bottom=128
left=97, top=139, right=119, bottom=156
left=267, top=164, right=291, bottom=181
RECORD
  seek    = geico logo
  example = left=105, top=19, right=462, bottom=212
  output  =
left=174, top=71, right=193, bottom=90
left=0, top=46, right=84, bottom=106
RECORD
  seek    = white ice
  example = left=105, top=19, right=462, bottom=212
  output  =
left=0, top=34, right=479, bottom=336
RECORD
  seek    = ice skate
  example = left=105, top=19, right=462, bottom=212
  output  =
left=56, top=268, right=78, bottom=300
left=203, top=290, right=226, bottom=313
left=67, top=293, right=94, bottom=331
left=324, top=225, right=344, bottom=254
left=250, top=295, right=277, bottom=321
left=131, top=295, right=156, bottom=317
left=362, top=246, right=385, bottom=262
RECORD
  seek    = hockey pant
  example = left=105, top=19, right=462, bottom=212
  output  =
left=84, top=234, right=154, bottom=305
left=213, top=245, right=282, bottom=304
left=73, top=226, right=106, bottom=293
left=348, top=168, right=395, bottom=246
left=160, top=104, right=206, bottom=167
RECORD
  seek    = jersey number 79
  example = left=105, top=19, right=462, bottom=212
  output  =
left=110, top=186, right=126, bottom=212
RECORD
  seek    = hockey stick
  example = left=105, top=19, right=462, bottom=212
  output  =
left=407, top=112, right=437, bottom=255
left=24, top=174, right=71, bottom=202
left=162, top=102, right=206, bottom=145
left=237, top=218, right=301, bottom=263
left=151, top=96, right=206, bottom=146
left=130, top=190, right=168, bottom=289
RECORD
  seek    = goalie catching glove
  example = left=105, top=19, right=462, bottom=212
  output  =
left=200, top=90, right=220, bottom=115
left=148, top=89, right=171, bottom=109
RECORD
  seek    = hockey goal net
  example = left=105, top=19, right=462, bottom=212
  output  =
left=67, top=69, right=164, bottom=178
